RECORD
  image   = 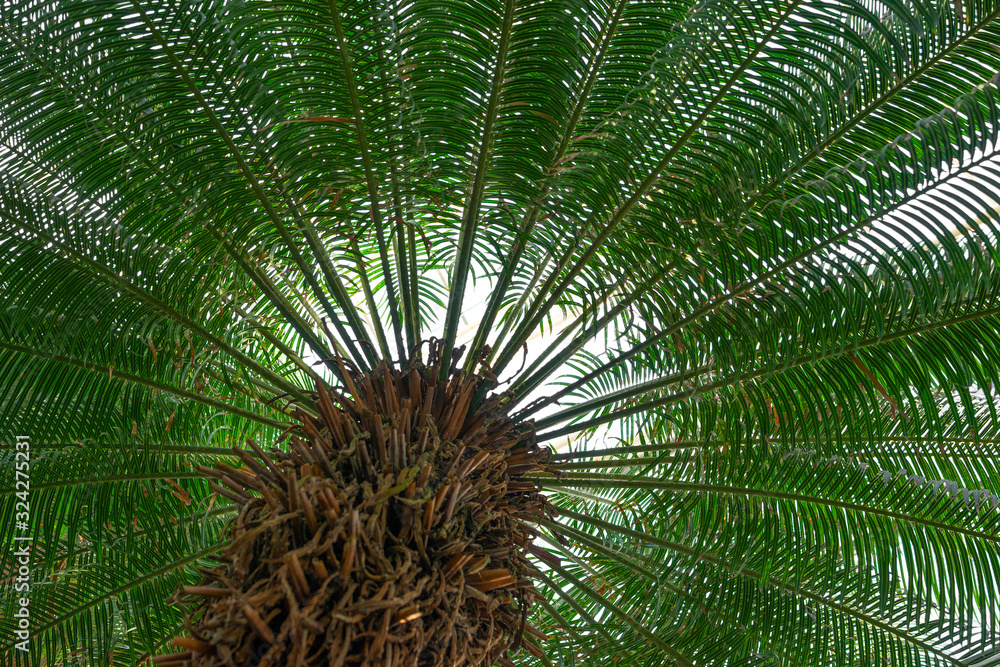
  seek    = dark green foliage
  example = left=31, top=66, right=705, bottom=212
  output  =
left=3, top=0, right=1000, bottom=664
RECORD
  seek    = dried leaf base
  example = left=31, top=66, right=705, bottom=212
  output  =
left=155, top=344, right=553, bottom=667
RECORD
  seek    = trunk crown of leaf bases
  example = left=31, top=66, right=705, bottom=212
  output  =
left=158, top=341, right=555, bottom=667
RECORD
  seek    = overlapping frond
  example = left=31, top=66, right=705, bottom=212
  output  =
left=3, top=0, right=1000, bottom=664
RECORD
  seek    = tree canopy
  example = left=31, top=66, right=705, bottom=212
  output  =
left=3, top=0, right=1000, bottom=664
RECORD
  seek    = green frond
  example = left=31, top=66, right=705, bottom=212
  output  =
left=5, top=0, right=1000, bottom=663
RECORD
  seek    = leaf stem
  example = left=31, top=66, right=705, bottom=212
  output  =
left=438, top=0, right=516, bottom=380
left=327, top=0, right=404, bottom=365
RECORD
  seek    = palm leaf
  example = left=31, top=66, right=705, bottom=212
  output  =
left=3, top=0, right=1000, bottom=664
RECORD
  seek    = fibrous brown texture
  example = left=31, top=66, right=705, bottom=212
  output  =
left=154, top=342, right=556, bottom=667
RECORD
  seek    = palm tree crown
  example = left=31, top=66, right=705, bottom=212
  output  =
left=3, top=0, right=1000, bottom=664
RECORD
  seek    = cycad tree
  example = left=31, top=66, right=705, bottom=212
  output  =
left=3, top=0, right=1000, bottom=664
